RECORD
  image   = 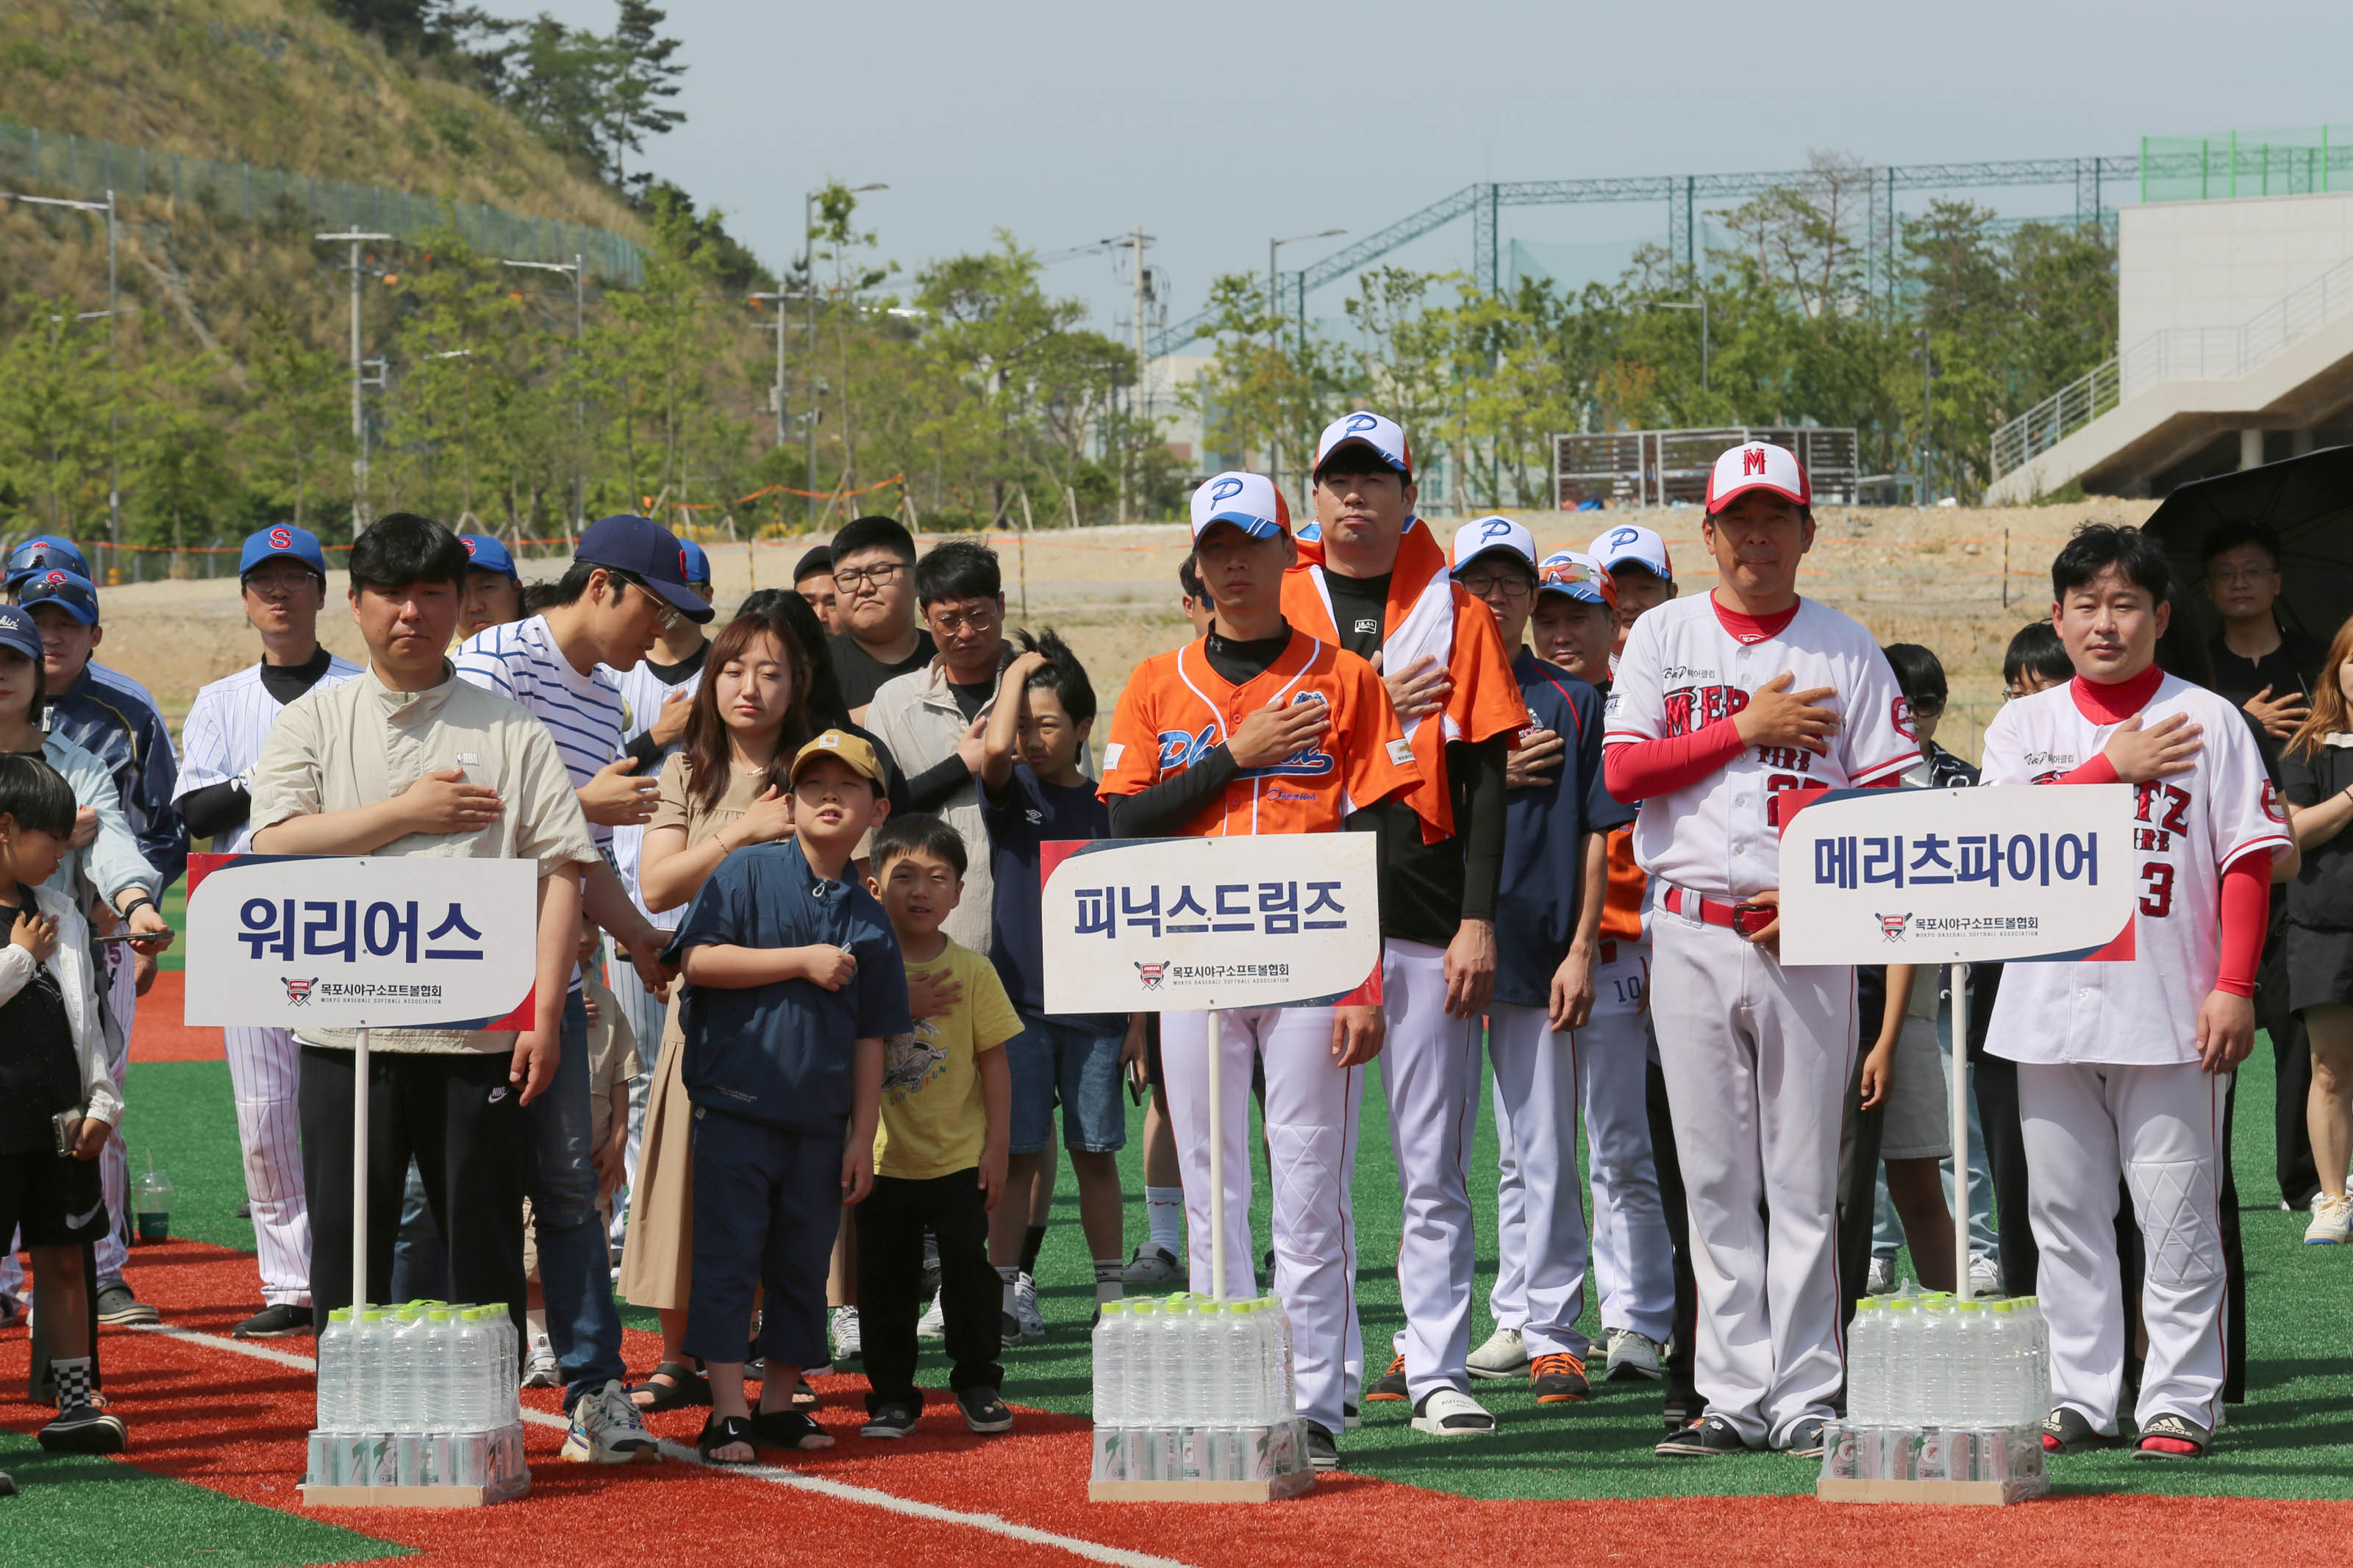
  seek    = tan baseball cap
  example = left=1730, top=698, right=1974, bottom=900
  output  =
left=790, top=728, right=887, bottom=787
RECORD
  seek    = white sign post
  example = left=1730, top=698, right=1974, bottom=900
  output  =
left=1779, top=784, right=2135, bottom=1303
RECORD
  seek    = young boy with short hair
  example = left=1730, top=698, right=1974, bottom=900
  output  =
left=668, top=730, right=909, bottom=1463
left=857, top=812, right=1020, bottom=1439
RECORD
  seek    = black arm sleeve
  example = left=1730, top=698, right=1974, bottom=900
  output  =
left=177, top=779, right=251, bottom=842
left=1452, top=736, right=1507, bottom=922
left=906, top=755, right=971, bottom=812
left=1108, top=749, right=1240, bottom=838
left=624, top=730, right=665, bottom=770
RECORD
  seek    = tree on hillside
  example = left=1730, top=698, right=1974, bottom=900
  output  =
left=607, top=0, right=687, bottom=196
left=474, top=1, right=689, bottom=196
left=0, top=303, right=111, bottom=539
left=124, top=357, right=240, bottom=570
left=237, top=315, right=349, bottom=534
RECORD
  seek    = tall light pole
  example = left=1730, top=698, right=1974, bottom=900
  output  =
left=800, top=182, right=887, bottom=523
left=746, top=289, right=804, bottom=448
left=1119, top=225, right=1156, bottom=526
left=1265, top=229, right=1343, bottom=504
left=503, top=254, right=587, bottom=542
left=1636, top=295, right=1710, bottom=393
left=1917, top=326, right=1935, bottom=506
left=317, top=232, right=393, bottom=530
left=7, top=190, right=120, bottom=574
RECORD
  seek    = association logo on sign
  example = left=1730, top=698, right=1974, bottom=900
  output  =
left=1876, top=913, right=1912, bottom=942
left=283, top=976, right=320, bottom=1006
left=1135, top=960, right=1167, bottom=991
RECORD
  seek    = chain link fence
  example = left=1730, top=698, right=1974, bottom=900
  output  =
left=2141, top=126, right=2353, bottom=204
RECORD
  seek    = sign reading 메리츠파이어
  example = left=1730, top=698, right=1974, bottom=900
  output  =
left=1775, top=784, right=2135, bottom=967
left=181, top=853, right=538, bottom=1031
left=1040, top=834, right=1381, bottom=1014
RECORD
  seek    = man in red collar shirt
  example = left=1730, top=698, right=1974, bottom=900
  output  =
left=1282, top=412, right=1527, bottom=1439
left=1602, top=441, right=1918, bottom=1460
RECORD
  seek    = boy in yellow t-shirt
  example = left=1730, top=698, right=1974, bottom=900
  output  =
left=858, top=813, right=1019, bottom=1439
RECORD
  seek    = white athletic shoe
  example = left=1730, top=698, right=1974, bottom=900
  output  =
left=1121, top=1245, right=1183, bottom=1286
left=522, top=1336, right=561, bottom=1389
left=1410, top=1387, right=1496, bottom=1437
left=831, top=1305, right=863, bottom=1361
left=1968, top=1253, right=2006, bottom=1297
left=2305, top=1193, right=2353, bottom=1245
left=916, top=1292, right=947, bottom=1339
left=559, top=1379, right=660, bottom=1464
left=1015, top=1272, right=1046, bottom=1338
left=1864, top=1255, right=1896, bottom=1296
left=1604, top=1328, right=1667, bottom=1382
left=1465, top=1325, right=1528, bottom=1380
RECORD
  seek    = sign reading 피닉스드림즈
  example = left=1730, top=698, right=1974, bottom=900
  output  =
left=1040, top=834, right=1380, bottom=1014
left=182, top=853, right=538, bottom=1030
left=1775, top=784, right=2135, bottom=967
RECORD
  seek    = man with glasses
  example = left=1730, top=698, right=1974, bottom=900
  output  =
left=826, top=517, right=932, bottom=722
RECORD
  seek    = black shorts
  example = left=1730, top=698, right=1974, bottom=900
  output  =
left=0, top=1148, right=108, bottom=1250
left=2288, top=923, right=2353, bottom=1016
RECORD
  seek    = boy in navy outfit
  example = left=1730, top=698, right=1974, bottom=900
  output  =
left=668, top=729, right=910, bottom=1463
left=1450, top=519, right=1635, bottom=1406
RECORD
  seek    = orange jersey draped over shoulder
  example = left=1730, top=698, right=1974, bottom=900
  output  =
left=1599, top=825, right=1646, bottom=942
left=1097, top=628, right=1417, bottom=837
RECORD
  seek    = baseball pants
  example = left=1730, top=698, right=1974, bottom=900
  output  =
left=1380, top=938, right=1483, bottom=1405
left=2018, top=1059, right=2227, bottom=1437
left=1161, top=1003, right=1363, bottom=1436
left=1651, top=913, right=1854, bottom=1447
left=226, top=1026, right=310, bottom=1306
left=1484, top=1003, right=1589, bottom=1360
left=98, top=951, right=136, bottom=1286
left=1581, top=943, right=1674, bottom=1343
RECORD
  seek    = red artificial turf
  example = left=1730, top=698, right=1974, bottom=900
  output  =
left=129, top=972, right=224, bottom=1062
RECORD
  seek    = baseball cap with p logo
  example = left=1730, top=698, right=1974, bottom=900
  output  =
left=1704, top=441, right=1811, bottom=514
left=1588, top=523, right=1674, bottom=584
left=1190, top=471, right=1290, bottom=541
left=1449, top=515, right=1538, bottom=576
left=1312, top=410, right=1414, bottom=481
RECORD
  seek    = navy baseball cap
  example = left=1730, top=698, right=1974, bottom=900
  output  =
left=679, top=538, right=711, bottom=586
left=5, top=535, right=91, bottom=590
left=240, top=524, right=326, bottom=578
left=0, top=604, right=41, bottom=664
left=459, top=534, right=520, bottom=584
left=18, top=568, right=99, bottom=626
left=574, top=515, right=715, bottom=623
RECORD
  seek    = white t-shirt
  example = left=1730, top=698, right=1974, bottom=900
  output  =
left=1981, top=672, right=2291, bottom=1067
left=608, top=653, right=704, bottom=932
left=1604, top=593, right=1918, bottom=900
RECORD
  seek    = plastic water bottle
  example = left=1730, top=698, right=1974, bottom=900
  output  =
left=316, top=1309, right=352, bottom=1430
left=1882, top=1297, right=1919, bottom=1424
left=1915, top=1296, right=1955, bottom=1426
left=1124, top=1299, right=1158, bottom=1425
left=1268, top=1295, right=1298, bottom=1418
left=350, top=1309, right=388, bottom=1431
left=1188, top=1300, right=1221, bottom=1426
left=2019, top=1297, right=2051, bottom=1422
left=1952, top=1300, right=1988, bottom=1426
left=421, top=1309, right=454, bottom=1431
left=1161, top=1296, right=1195, bottom=1424
left=1843, top=1298, right=1881, bottom=1425
left=444, top=1309, right=484, bottom=1430
left=1093, top=1300, right=1128, bottom=1427
left=1225, top=1302, right=1257, bottom=1425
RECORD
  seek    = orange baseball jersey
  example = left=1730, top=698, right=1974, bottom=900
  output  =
left=1283, top=518, right=1527, bottom=844
left=1599, top=825, right=1646, bottom=943
left=1098, top=628, right=1418, bottom=837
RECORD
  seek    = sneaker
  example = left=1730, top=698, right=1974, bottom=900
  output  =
left=1968, top=1253, right=2006, bottom=1297
left=233, top=1303, right=310, bottom=1340
left=1529, top=1353, right=1590, bottom=1405
left=0, top=1293, right=23, bottom=1332
left=1014, top=1272, right=1046, bottom=1338
left=955, top=1386, right=1013, bottom=1434
left=2041, top=1406, right=2118, bottom=1455
left=560, top=1379, right=660, bottom=1464
left=1656, top=1414, right=1752, bottom=1457
left=1863, top=1255, right=1896, bottom=1296
left=1410, top=1387, right=1495, bottom=1436
left=1779, top=1416, right=1829, bottom=1458
left=1304, top=1421, right=1340, bottom=1472
left=2134, top=1412, right=2210, bottom=1459
left=522, top=1336, right=561, bottom=1388
left=1604, top=1328, right=1666, bottom=1382
left=0, top=1469, right=15, bottom=1497
left=37, top=1404, right=126, bottom=1456
left=917, top=1292, right=946, bottom=1340
left=1365, top=1354, right=1410, bottom=1403
left=93, top=1283, right=158, bottom=1327
left=831, top=1305, right=863, bottom=1361
left=860, top=1402, right=918, bottom=1439
left=2304, top=1193, right=2352, bottom=1245
left=1121, top=1245, right=1182, bottom=1286
left=1466, top=1325, right=1528, bottom=1380
left=234, top=1200, right=252, bottom=1220
left=1342, top=1402, right=1360, bottom=1431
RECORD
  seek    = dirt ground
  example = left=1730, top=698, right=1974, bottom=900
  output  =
left=92, top=500, right=2154, bottom=765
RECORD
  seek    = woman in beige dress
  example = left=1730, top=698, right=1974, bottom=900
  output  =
left=621, top=604, right=810, bottom=1408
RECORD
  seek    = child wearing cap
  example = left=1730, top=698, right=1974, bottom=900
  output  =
left=667, top=728, right=911, bottom=1463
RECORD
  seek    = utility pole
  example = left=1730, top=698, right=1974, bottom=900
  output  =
left=502, top=254, right=586, bottom=543
left=1123, top=224, right=1154, bottom=525
left=317, top=232, right=393, bottom=530
left=1918, top=326, right=1935, bottom=506
left=748, top=288, right=796, bottom=448
left=4, top=190, right=121, bottom=576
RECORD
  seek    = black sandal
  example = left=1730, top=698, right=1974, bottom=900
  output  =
left=790, top=1375, right=819, bottom=1410
left=632, top=1361, right=713, bottom=1411
left=751, top=1408, right=834, bottom=1452
left=697, top=1413, right=759, bottom=1464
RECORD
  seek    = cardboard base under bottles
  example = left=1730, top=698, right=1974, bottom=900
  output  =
left=1815, top=1476, right=2049, bottom=1506
left=299, top=1481, right=526, bottom=1508
left=1088, top=1472, right=1315, bottom=1503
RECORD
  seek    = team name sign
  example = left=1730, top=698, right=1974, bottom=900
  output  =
left=1777, top=785, right=2135, bottom=965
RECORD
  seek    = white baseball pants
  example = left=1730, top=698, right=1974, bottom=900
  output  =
left=1651, top=913, right=1854, bottom=1447
left=98, top=952, right=136, bottom=1284
left=2018, top=1059, right=2227, bottom=1437
left=225, top=1026, right=310, bottom=1305
left=1484, top=1003, right=1590, bottom=1359
left=1160, top=1004, right=1364, bottom=1435
left=1380, top=939, right=1483, bottom=1404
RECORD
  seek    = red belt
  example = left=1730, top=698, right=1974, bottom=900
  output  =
left=1661, top=884, right=1774, bottom=936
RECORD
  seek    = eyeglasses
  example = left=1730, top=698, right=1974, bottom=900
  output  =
left=929, top=603, right=999, bottom=635
left=1457, top=573, right=1532, bottom=600
left=610, top=571, right=682, bottom=632
left=833, top=561, right=907, bottom=593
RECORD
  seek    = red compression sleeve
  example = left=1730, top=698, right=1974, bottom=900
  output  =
left=1604, top=717, right=1746, bottom=802
left=2216, top=852, right=2269, bottom=998
left=2053, top=753, right=2121, bottom=787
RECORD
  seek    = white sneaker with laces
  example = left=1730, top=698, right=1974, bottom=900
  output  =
left=1968, top=1253, right=2005, bottom=1297
left=832, top=1305, right=863, bottom=1360
left=1015, top=1272, right=1046, bottom=1338
left=2306, top=1193, right=2353, bottom=1245
left=916, top=1291, right=947, bottom=1339
left=1465, top=1325, right=1527, bottom=1380
left=560, top=1378, right=660, bottom=1464
left=1604, top=1328, right=1667, bottom=1382
left=1864, top=1255, right=1896, bottom=1295
left=522, top=1336, right=561, bottom=1389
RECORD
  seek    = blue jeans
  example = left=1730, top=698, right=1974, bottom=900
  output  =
left=522, top=989, right=626, bottom=1408
left=1003, top=1015, right=1129, bottom=1156
left=388, top=1158, right=449, bottom=1303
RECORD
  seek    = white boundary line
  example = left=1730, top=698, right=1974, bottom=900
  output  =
left=129, top=1323, right=1196, bottom=1568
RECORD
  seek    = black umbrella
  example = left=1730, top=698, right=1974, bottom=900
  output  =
left=2141, top=444, right=2353, bottom=643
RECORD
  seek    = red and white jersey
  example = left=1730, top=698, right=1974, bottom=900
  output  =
left=1982, top=673, right=2292, bottom=1067
left=1604, top=593, right=1918, bottom=898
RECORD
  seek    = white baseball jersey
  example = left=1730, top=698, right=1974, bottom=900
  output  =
left=1982, top=673, right=2290, bottom=1067
left=174, top=657, right=363, bottom=853
left=608, top=655, right=704, bottom=932
left=1603, top=595, right=1918, bottom=897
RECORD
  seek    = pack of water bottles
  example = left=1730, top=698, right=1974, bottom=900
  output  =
left=304, top=1302, right=529, bottom=1498
left=1088, top=1295, right=1312, bottom=1486
left=1820, top=1291, right=2052, bottom=1489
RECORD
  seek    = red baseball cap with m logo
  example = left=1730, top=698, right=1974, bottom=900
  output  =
left=1704, top=441, right=1810, bottom=514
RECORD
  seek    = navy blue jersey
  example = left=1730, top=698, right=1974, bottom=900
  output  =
left=1494, top=648, right=1634, bottom=1009
left=982, top=764, right=1123, bottom=1033
left=48, top=667, right=186, bottom=891
left=665, top=837, right=912, bottom=1134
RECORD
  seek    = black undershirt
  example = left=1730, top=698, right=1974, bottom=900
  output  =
left=179, top=648, right=340, bottom=841
left=622, top=641, right=711, bottom=770
left=1107, top=626, right=1292, bottom=839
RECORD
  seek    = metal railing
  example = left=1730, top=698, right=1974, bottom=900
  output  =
left=0, top=120, right=644, bottom=284
left=1990, top=249, right=2353, bottom=479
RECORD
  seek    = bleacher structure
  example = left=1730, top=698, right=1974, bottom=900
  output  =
left=1554, top=428, right=1859, bottom=509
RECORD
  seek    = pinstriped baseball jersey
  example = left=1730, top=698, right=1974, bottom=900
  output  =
left=175, top=656, right=364, bottom=853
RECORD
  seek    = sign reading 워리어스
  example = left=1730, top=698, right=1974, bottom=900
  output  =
left=182, top=853, right=538, bottom=1030
left=1776, top=784, right=2135, bottom=967
left=1041, top=834, right=1381, bottom=1014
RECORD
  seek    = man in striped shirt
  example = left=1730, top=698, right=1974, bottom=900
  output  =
left=454, top=513, right=715, bottom=1436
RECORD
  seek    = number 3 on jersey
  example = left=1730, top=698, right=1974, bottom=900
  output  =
left=2139, top=859, right=2175, bottom=918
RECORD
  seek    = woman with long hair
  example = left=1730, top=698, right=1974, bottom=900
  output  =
left=2279, top=615, right=2353, bottom=1242
left=619, top=604, right=813, bottom=1408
